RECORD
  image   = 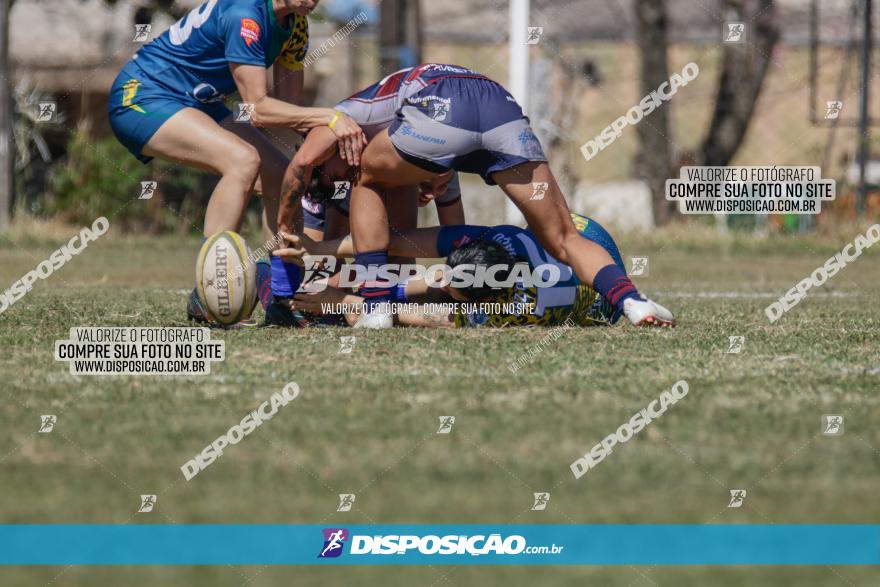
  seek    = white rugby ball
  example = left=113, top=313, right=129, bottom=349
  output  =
left=196, top=231, right=257, bottom=325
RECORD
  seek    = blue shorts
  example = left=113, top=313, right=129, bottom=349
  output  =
left=388, top=76, right=547, bottom=184
left=108, top=63, right=232, bottom=164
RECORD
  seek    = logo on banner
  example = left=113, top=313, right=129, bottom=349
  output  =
left=319, top=528, right=349, bottom=558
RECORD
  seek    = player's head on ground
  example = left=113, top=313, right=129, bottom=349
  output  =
left=443, top=240, right=515, bottom=301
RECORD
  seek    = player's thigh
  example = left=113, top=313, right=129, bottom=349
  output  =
left=359, top=129, right=438, bottom=187
left=220, top=117, right=289, bottom=191
left=386, top=185, right=418, bottom=233
left=492, top=162, right=576, bottom=241
left=142, top=108, right=259, bottom=176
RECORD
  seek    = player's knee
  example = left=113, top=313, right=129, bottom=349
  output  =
left=224, top=144, right=261, bottom=183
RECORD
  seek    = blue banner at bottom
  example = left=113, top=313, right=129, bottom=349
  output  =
left=1, top=525, right=878, bottom=565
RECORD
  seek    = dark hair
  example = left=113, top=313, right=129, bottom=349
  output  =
left=446, top=240, right=515, bottom=301
left=306, top=165, right=335, bottom=203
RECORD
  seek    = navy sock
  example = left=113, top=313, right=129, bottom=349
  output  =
left=270, top=256, right=302, bottom=298
left=593, top=264, right=640, bottom=312
left=355, top=250, right=393, bottom=309
left=256, top=258, right=272, bottom=309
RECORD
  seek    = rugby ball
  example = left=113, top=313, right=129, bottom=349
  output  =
left=196, top=231, right=257, bottom=325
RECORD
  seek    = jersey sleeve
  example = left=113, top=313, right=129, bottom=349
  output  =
left=221, top=7, right=267, bottom=67
left=276, top=15, right=309, bottom=71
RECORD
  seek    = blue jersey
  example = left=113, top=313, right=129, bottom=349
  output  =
left=130, top=0, right=308, bottom=103
left=436, top=214, right=624, bottom=327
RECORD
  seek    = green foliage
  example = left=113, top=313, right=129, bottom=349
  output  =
left=45, top=127, right=217, bottom=233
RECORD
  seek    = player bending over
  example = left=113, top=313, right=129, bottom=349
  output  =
left=107, top=0, right=366, bottom=325
left=271, top=63, right=674, bottom=328
left=274, top=213, right=673, bottom=328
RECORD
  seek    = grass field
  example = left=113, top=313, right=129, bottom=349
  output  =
left=1, top=220, right=879, bottom=586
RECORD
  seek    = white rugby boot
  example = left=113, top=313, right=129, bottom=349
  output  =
left=623, top=296, right=676, bottom=327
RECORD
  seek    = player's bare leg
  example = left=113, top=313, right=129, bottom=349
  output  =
left=349, top=129, right=435, bottom=327
left=492, top=161, right=675, bottom=327
left=491, top=162, right=615, bottom=283
left=142, top=108, right=261, bottom=237
left=222, top=116, right=289, bottom=240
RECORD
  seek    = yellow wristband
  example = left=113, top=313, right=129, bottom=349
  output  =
left=328, top=111, right=341, bottom=130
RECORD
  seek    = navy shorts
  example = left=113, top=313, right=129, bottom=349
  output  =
left=388, top=76, right=547, bottom=184
left=108, top=63, right=231, bottom=164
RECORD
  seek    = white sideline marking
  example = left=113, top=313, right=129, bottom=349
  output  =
left=659, top=291, right=856, bottom=299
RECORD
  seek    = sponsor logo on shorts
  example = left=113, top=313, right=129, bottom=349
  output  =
left=240, top=18, right=260, bottom=46
left=399, top=124, right=446, bottom=145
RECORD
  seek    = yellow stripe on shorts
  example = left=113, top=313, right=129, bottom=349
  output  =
left=122, top=79, right=146, bottom=114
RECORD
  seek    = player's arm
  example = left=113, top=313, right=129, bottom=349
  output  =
left=436, top=197, right=465, bottom=225
left=230, top=64, right=365, bottom=164
left=276, top=126, right=340, bottom=232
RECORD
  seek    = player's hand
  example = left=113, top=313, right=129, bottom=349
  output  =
left=328, top=112, right=367, bottom=166
left=272, top=231, right=313, bottom=264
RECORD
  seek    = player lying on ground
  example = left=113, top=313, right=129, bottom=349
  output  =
left=273, top=213, right=671, bottom=328
left=107, top=0, right=367, bottom=324
left=271, top=63, right=675, bottom=328
left=263, top=140, right=466, bottom=325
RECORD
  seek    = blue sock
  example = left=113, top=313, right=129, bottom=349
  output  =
left=593, top=264, right=640, bottom=312
left=355, top=250, right=393, bottom=309
left=391, top=282, right=409, bottom=303
left=270, top=256, right=302, bottom=298
left=256, top=259, right=272, bottom=310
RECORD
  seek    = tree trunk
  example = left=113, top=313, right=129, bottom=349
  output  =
left=0, top=0, right=13, bottom=231
left=635, top=0, right=674, bottom=226
left=700, top=0, right=780, bottom=166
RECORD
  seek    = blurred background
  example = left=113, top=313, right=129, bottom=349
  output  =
left=1, top=0, right=879, bottom=235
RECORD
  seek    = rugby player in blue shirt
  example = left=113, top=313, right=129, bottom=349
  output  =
left=107, top=0, right=366, bottom=323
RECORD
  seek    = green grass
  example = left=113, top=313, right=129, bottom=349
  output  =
left=1, top=224, right=879, bottom=586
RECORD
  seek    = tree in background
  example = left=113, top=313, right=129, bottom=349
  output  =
left=701, top=0, right=780, bottom=166
left=635, top=0, right=780, bottom=225
left=635, top=0, right=674, bottom=225
left=0, top=0, right=13, bottom=231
